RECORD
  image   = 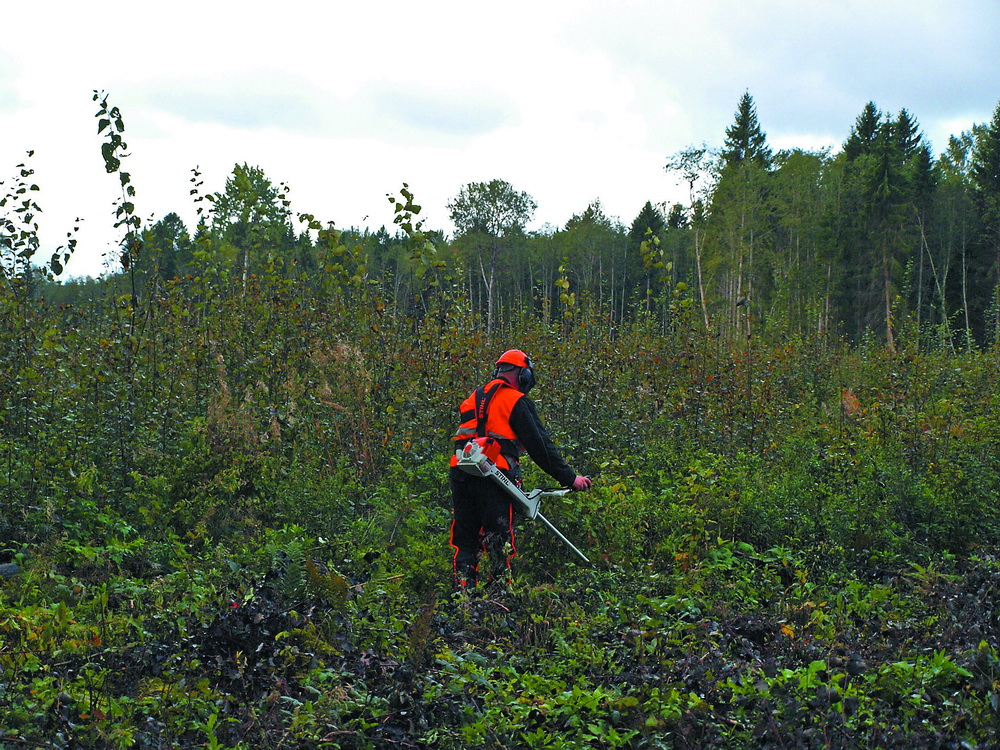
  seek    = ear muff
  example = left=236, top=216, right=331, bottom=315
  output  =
left=492, top=362, right=535, bottom=392
left=518, top=358, right=535, bottom=392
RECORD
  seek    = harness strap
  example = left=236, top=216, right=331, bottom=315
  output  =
left=474, top=382, right=504, bottom=438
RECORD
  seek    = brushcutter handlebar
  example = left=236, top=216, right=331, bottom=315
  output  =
left=527, top=488, right=572, bottom=503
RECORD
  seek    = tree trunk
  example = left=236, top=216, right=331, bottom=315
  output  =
left=961, top=234, right=972, bottom=348
left=478, top=243, right=499, bottom=339
left=694, top=226, right=710, bottom=331
left=883, top=241, right=895, bottom=352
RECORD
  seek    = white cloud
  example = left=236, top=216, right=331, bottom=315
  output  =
left=2, top=0, right=998, bottom=277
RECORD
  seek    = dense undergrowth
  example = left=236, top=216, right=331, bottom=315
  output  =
left=4, top=267, right=1000, bottom=747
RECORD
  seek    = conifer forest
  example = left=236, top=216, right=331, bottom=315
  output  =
left=4, top=91, right=1000, bottom=747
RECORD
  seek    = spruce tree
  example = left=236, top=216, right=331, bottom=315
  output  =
left=629, top=201, right=666, bottom=248
left=970, top=101, right=1000, bottom=342
left=844, top=102, right=882, bottom=161
left=722, top=92, right=772, bottom=168
left=971, top=102, right=1000, bottom=231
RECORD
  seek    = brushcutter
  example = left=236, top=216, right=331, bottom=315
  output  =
left=455, top=439, right=591, bottom=564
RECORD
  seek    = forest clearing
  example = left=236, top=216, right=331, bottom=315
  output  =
left=3, top=93, right=1000, bottom=748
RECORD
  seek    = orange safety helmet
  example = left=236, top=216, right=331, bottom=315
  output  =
left=493, top=349, right=536, bottom=392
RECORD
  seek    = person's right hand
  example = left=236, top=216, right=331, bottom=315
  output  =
left=572, top=475, right=592, bottom=491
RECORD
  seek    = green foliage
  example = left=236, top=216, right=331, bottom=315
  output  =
left=94, top=90, right=140, bottom=274
left=2, top=150, right=79, bottom=283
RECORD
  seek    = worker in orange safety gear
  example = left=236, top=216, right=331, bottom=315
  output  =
left=448, top=349, right=592, bottom=589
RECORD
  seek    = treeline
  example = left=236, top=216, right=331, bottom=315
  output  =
left=10, top=93, right=1000, bottom=350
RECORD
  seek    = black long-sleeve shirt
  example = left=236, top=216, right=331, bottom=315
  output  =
left=506, top=396, right=577, bottom=487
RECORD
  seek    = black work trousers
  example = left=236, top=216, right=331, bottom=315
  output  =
left=449, top=466, right=519, bottom=588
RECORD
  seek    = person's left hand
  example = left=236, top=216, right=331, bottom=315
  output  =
left=572, top=475, right=592, bottom=491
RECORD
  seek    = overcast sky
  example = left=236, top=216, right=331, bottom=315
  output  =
left=3, top=0, right=999, bottom=278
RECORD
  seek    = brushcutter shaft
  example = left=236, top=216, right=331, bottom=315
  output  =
left=536, top=512, right=591, bottom=564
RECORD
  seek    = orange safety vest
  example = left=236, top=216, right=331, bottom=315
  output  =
left=449, top=379, right=524, bottom=470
